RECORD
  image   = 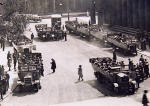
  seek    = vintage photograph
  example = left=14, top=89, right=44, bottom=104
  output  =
left=0, top=0, right=150, bottom=106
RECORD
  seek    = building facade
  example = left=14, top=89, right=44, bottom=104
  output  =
left=96, top=0, right=150, bottom=31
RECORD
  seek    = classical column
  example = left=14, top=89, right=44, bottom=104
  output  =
left=53, top=0, right=56, bottom=13
left=132, top=0, right=139, bottom=28
left=90, top=0, right=96, bottom=24
left=145, top=0, right=150, bottom=31
left=115, top=0, right=122, bottom=26
left=111, top=0, right=117, bottom=25
left=139, top=0, right=145, bottom=29
left=127, top=0, right=133, bottom=27
left=122, top=0, right=127, bottom=27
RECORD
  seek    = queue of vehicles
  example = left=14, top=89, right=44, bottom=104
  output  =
left=65, top=19, right=138, bottom=55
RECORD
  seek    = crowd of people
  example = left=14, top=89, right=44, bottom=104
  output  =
left=128, top=55, right=150, bottom=85
left=113, top=49, right=150, bottom=88
left=7, top=51, right=18, bottom=71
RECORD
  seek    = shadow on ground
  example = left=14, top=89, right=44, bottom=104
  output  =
left=34, top=37, right=64, bottom=43
left=12, top=86, right=37, bottom=97
left=85, top=79, right=129, bottom=97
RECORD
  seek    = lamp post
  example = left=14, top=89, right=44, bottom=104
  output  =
left=53, top=0, right=56, bottom=13
left=59, top=3, right=62, bottom=16
left=90, top=0, right=96, bottom=24
left=67, top=0, right=70, bottom=21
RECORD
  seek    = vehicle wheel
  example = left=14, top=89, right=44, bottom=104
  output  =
left=39, top=84, right=41, bottom=89
left=123, top=50, right=128, bottom=56
left=34, top=84, right=39, bottom=92
left=18, top=85, right=23, bottom=93
left=114, top=87, right=119, bottom=94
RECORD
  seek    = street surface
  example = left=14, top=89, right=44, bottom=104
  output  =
left=0, top=16, right=150, bottom=106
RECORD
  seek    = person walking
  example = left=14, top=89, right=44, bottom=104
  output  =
left=51, top=58, right=56, bottom=73
left=78, top=65, right=83, bottom=81
left=142, top=90, right=149, bottom=106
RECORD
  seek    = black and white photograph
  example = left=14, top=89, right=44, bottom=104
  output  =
left=0, top=0, right=150, bottom=106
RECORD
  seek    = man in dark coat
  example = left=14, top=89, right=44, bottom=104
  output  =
left=1, top=37, right=5, bottom=51
left=13, top=53, right=17, bottom=69
left=144, top=60, right=149, bottom=78
left=128, top=58, right=133, bottom=70
left=0, top=80, right=3, bottom=100
left=142, top=90, right=149, bottom=106
left=31, top=33, right=34, bottom=42
left=140, top=55, right=145, bottom=65
left=64, top=31, right=67, bottom=41
left=40, top=66, right=44, bottom=76
left=51, top=58, right=56, bottom=73
left=113, top=49, right=117, bottom=62
left=139, top=62, right=144, bottom=81
left=7, top=51, right=11, bottom=71
left=5, top=72, right=10, bottom=88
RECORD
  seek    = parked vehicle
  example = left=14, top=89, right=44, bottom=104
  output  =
left=89, top=57, right=138, bottom=94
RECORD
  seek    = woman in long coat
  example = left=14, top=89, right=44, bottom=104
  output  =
left=142, top=90, right=149, bottom=106
left=51, top=58, right=56, bottom=73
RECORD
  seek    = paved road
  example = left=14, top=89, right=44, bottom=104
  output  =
left=1, top=17, right=150, bottom=106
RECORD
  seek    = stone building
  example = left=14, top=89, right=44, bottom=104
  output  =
left=96, top=0, right=150, bottom=32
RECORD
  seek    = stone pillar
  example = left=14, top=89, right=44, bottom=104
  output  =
left=127, top=0, right=133, bottom=27
left=116, top=0, right=122, bottom=26
left=122, top=0, right=127, bottom=27
left=139, top=0, right=145, bottom=30
left=145, top=0, right=150, bottom=31
left=115, top=0, right=119, bottom=25
left=90, top=0, right=96, bottom=24
left=111, top=0, right=117, bottom=25
left=97, top=0, right=104, bottom=26
left=132, top=0, right=139, bottom=28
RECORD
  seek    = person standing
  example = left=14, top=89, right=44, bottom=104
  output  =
left=1, top=37, right=5, bottom=51
left=144, top=60, right=149, bottom=78
left=78, top=65, right=83, bottom=81
left=140, top=55, right=145, bottom=63
left=13, top=53, right=17, bottom=69
left=142, top=90, right=149, bottom=106
left=40, top=65, right=44, bottom=76
left=0, top=65, right=4, bottom=76
left=51, top=58, right=56, bottom=73
left=5, top=72, right=10, bottom=88
left=64, top=31, right=67, bottom=41
left=128, top=58, right=133, bottom=70
left=7, top=51, right=11, bottom=71
left=0, top=37, right=2, bottom=48
left=0, top=80, right=3, bottom=100
left=113, top=49, right=117, bottom=62
left=31, top=33, right=34, bottom=42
